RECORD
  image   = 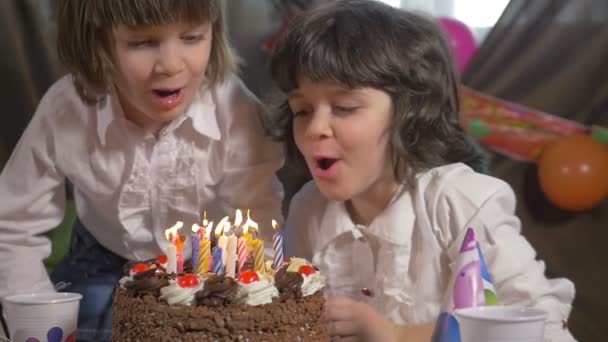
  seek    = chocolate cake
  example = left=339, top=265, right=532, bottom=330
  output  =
left=112, top=258, right=329, bottom=341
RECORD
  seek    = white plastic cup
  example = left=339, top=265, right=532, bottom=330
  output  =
left=454, top=306, right=547, bottom=342
left=2, top=292, right=82, bottom=342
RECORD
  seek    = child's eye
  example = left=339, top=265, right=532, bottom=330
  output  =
left=127, top=39, right=155, bottom=48
left=333, top=106, right=358, bottom=114
left=292, top=109, right=310, bottom=118
left=182, top=34, right=205, bottom=44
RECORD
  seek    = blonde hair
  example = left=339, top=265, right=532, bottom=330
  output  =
left=56, top=0, right=237, bottom=102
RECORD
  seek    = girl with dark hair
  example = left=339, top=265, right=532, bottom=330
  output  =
left=267, top=1, right=576, bottom=340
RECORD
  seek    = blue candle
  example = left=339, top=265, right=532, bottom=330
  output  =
left=212, top=247, right=224, bottom=275
left=191, top=225, right=201, bottom=273
left=272, top=220, right=284, bottom=269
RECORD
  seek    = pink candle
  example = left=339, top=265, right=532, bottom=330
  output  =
left=237, top=227, right=250, bottom=274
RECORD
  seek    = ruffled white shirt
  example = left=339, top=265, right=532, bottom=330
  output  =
left=0, top=75, right=284, bottom=299
left=285, top=163, right=576, bottom=341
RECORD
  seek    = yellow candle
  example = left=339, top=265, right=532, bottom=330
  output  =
left=244, top=231, right=253, bottom=248
left=252, top=239, right=265, bottom=273
left=197, top=239, right=211, bottom=275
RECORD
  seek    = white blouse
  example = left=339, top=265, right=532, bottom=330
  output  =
left=285, top=163, right=576, bottom=341
left=0, top=75, right=284, bottom=299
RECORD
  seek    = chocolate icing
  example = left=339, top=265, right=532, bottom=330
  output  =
left=123, top=267, right=170, bottom=297
left=275, top=265, right=304, bottom=301
left=113, top=288, right=328, bottom=341
left=195, top=274, right=238, bottom=306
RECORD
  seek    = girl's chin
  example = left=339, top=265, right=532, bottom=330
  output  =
left=317, top=186, right=350, bottom=202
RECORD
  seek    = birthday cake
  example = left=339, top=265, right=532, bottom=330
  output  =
left=112, top=213, right=329, bottom=341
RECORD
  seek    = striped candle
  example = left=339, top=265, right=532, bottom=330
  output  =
left=237, top=235, right=250, bottom=274
left=271, top=220, right=284, bottom=269
left=212, top=247, right=224, bottom=275
left=197, top=238, right=211, bottom=275
left=251, top=239, right=265, bottom=273
left=191, top=224, right=201, bottom=272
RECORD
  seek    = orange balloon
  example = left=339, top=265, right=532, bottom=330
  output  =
left=538, top=134, right=608, bottom=211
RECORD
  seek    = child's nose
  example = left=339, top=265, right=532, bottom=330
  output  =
left=305, top=110, right=332, bottom=139
left=154, top=43, right=184, bottom=75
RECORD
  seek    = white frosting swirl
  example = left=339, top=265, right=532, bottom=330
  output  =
left=285, top=257, right=326, bottom=297
left=286, top=257, right=310, bottom=272
left=301, top=272, right=325, bottom=297
left=118, top=275, right=133, bottom=288
left=236, top=273, right=279, bottom=306
left=159, top=278, right=204, bottom=305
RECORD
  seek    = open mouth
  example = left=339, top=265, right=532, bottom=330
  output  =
left=316, top=158, right=338, bottom=171
left=153, top=88, right=181, bottom=98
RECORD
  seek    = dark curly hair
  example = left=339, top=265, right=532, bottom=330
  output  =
left=265, top=0, right=484, bottom=186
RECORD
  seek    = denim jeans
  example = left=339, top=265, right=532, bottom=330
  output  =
left=50, top=219, right=126, bottom=342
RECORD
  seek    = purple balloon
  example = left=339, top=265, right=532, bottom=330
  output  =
left=438, top=17, right=478, bottom=74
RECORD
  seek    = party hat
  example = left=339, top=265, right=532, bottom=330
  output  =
left=431, top=228, right=498, bottom=342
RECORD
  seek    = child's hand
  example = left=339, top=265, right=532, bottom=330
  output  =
left=324, top=296, right=396, bottom=342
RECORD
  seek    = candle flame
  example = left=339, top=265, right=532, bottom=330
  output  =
left=164, top=221, right=183, bottom=241
left=192, top=224, right=200, bottom=234
left=215, top=216, right=230, bottom=236
left=234, top=209, right=243, bottom=227
left=202, top=211, right=209, bottom=227
left=205, top=222, right=213, bottom=239
left=243, top=209, right=259, bottom=232
left=272, top=219, right=279, bottom=231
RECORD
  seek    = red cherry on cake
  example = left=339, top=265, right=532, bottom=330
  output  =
left=130, top=263, right=150, bottom=274
left=237, top=271, right=260, bottom=284
left=298, top=265, right=316, bottom=276
left=156, top=254, right=168, bottom=264
left=177, top=274, right=200, bottom=288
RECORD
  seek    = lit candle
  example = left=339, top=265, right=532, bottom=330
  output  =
left=216, top=216, right=230, bottom=266
left=225, top=227, right=238, bottom=278
left=197, top=224, right=211, bottom=275
left=176, top=235, right=186, bottom=274
left=212, top=247, right=224, bottom=275
left=251, top=238, right=265, bottom=273
left=272, top=220, right=284, bottom=269
left=243, top=209, right=257, bottom=248
left=237, top=223, right=250, bottom=274
left=191, top=224, right=201, bottom=273
left=164, top=221, right=183, bottom=274
left=166, top=244, right=177, bottom=274
left=205, top=221, right=215, bottom=272
left=201, top=210, right=209, bottom=227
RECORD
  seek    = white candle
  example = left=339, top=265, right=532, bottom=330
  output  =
left=164, top=221, right=183, bottom=274
left=216, top=216, right=230, bottom=266
left=166, top=244, right=177, bottom=274
left=225, top=230, right=238, bottom=278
